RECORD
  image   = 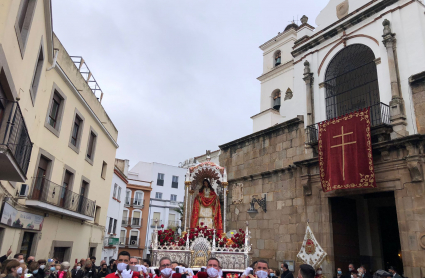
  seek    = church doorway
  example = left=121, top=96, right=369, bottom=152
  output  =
left=330, top=191, right=403, bottom=274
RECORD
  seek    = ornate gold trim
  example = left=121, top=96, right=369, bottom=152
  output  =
left=318, top=109, right=376, bottom=192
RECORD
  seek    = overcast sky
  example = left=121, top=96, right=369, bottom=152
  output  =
left=52, top=0, right=329, bottom=167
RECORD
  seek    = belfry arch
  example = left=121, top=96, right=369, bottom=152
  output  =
left=324, top=44, right=380, bottom=121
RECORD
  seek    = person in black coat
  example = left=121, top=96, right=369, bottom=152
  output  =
left=280, top=263, right=294, bottom=278
left=97, top=264, right=108, bottom=278
left=72, top=263, right=83, bottom=278
left=76, top=261, right=95, bottom=278
left=344, top=264, right=355, bottom=278
left=0, top=248, right=12, bottom=263
left=107, top=260, right=116, bottom=274
left=35, top=259, right=47, bottom=278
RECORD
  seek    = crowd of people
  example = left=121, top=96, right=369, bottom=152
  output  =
left=0, top=248, right=402, bottom=278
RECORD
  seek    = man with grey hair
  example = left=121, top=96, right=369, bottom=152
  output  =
left=158, top=257, right=172, bottom=278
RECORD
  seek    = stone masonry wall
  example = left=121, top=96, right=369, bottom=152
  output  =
left=219, top=115, right=425, bottom=277
left=219, top=117, right=319, bottom=269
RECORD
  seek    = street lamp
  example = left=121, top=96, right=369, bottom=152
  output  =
left=247, top=195, right=267, bottom=217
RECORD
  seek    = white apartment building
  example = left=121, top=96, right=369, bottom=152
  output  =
left=101, top=159, right=129, bottom=263
left=127, top=162, right=186, bottom=258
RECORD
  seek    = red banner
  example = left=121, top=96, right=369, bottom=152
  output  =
left=318, top=108, right=376, bottom=192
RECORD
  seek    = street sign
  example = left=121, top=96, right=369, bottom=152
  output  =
left=108, top=237, right=119, bottom=245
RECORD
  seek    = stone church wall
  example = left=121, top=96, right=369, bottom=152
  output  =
left=219, top=115, right=425, bottom=277
left=219, top=116, right=316, bottom=269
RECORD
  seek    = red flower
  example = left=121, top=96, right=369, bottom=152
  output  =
left=200, top=222, right=204, bottom=226
left=161, top=224, right=164, bottom=228
left=232, top=244, right=237, bottom=248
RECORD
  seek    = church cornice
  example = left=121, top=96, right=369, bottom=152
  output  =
left=219, top=116, right=304, bottom=150
left=257, top=60, right=294, bottom=82
left=250, top=108, right=280, bottom=119
left=291, top=0, right=400, bottom=58
left=259, top=28, right=297, bottom=51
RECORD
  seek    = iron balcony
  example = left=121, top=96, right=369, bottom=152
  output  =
left=0, top=99, right=32, bottom=182
left=124, top=197, right=145, bottom=208
left=26, top=177, right=96, bottom=220
left=306, top=102, right=391, bottom=145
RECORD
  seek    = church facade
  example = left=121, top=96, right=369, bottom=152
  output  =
left=219, top=0, right=425, bottom=277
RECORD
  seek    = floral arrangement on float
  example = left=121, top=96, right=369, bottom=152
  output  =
left=156, top=222, right=245, bottom=249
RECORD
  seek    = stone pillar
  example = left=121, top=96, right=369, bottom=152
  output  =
left=303, top=60, right=314, bottom=126
left=303, top=61, right=315, bottom=157
left=382, top=19, right=408, bottom=139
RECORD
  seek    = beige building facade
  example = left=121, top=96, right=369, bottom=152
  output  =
left=0, top=0, right=118, bottom=262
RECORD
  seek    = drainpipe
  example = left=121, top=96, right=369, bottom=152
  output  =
left=47, top=49, right=59, bottom=71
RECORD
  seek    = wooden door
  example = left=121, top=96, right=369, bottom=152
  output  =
left=331, top=197, right=360, bottom=272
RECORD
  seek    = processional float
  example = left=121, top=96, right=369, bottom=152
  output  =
left=150, top=155, right=252, bottom=271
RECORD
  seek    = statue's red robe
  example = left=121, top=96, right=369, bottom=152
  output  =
left=190, top=190, right=223, bottom=233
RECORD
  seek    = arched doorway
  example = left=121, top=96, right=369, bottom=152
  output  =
left=325, top=44, right=380, bottom=120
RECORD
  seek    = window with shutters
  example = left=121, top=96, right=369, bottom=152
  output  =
left=157, top=173, right=164, bottom=186
left=129, top=230, right=139, bottom=246
left=122, top=209, right=129, bottom=226
left=171, top=176, right=178, bottom=188
left=117, top=187, right=121, bottom=200
left=132, top=210, right=141, bottom=226
left=113, top=184, right=118, bottom=198
left=152, top=212, right=161, bottom=226
left=45, top=85, right=67, bottom=137
left=29, top=42, right=44, bottom=104
left=113, top=219, right=117, bottom=234
left=85, top=127, right=98, bottom=165
left=101, top=161, right=107, bottom=179
left=68, top=109, right=85, bottom=153
left=108, top=218, right=113, bottom=234
left=120, top=229, right=126, bottom=245
left=14, top=0, right=37, bottom=57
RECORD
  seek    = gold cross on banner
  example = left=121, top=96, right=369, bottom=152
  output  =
left=331, top=126, right=356, bottom=180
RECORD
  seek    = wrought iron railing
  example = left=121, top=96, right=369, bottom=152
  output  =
left=122, top=218, right=129, bottom=226
left=168, top=220, right=180, bottom=228
left=29, top=177, right=96, bottom=217
left=124, top=197, right=144, bottom=207
left=0, top=99, right=33, bottom=175
left=151, top=219, right=162, bottom=228
left=131, top=217, right=142, bottom=226
left=306, top=102, right=390, bottom=144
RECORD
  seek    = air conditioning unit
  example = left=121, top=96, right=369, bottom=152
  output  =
left=18, top=184, right=29, bottom=197
left=130, top=240, right=137, bottom=245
